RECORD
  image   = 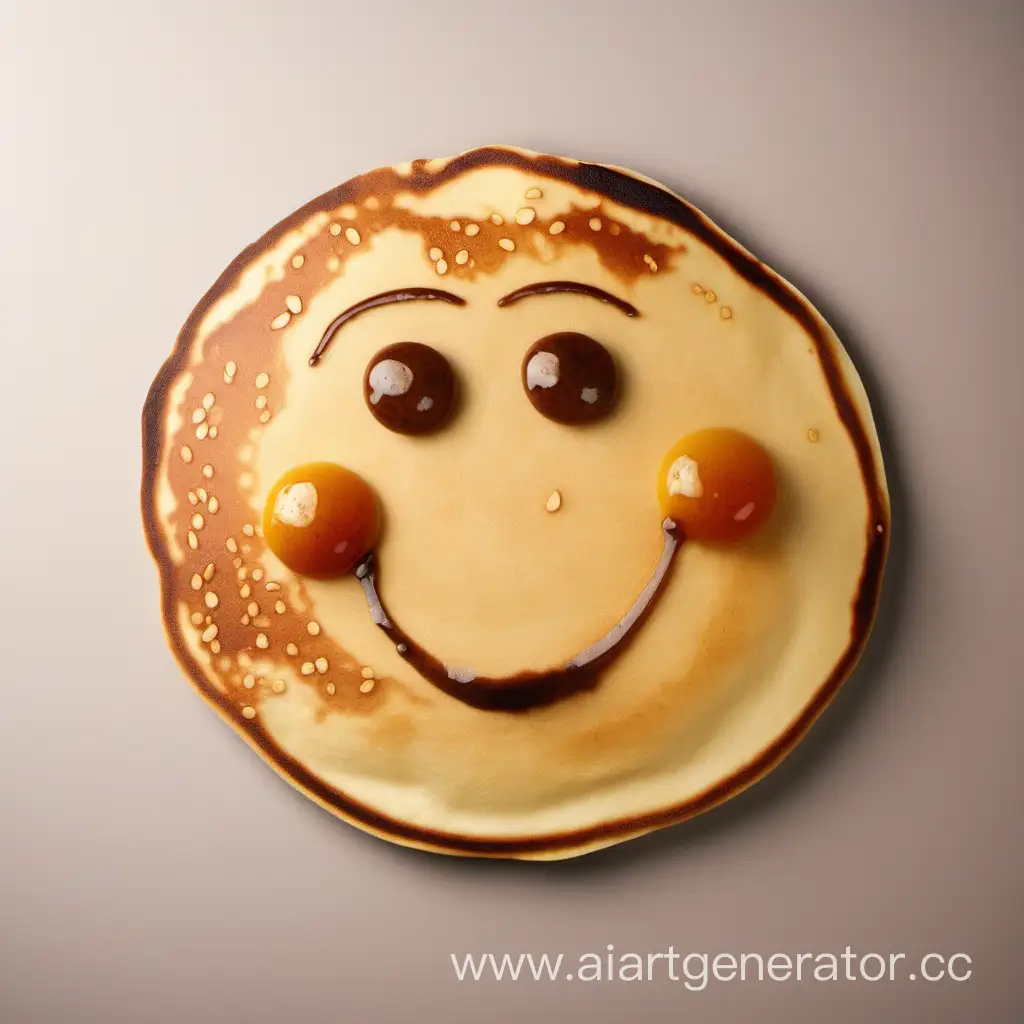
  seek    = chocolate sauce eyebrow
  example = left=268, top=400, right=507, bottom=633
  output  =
left=497, top=281, right=639, bottom=318
left=309, top=287, right=467, bottom=366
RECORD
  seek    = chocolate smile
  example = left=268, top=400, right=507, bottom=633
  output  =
left=354, top=518, right=681, bottom=711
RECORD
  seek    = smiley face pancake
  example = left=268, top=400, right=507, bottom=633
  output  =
left=143, top=146, right=889, bottom=859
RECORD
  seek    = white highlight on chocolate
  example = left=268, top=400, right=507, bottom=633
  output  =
left=446, top=665, right=478, bottom=684
left=666, top=455, right=704, bottom=499
left=567, top=519, right=679, bottom=670
left=369, top=359, right=413, bottom=405
left=526, top=351, right=559, bottom=390
left=273, top=482, right=318, bottom=528
left=417, top=396, right=434, bottom=412
left=734, top=501, right=756, bottom=522
left=581, top=387, right=599, bottom=404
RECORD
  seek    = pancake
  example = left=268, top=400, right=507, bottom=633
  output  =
left=142, top=146, right=889, bottom=859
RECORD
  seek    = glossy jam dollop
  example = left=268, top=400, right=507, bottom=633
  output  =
left=658, top=429, right=777, bottom=542
left=263, top=462, right=380, bottom=577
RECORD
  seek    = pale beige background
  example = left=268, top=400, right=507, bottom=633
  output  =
left=1, top=1, right=1021, bottom=1021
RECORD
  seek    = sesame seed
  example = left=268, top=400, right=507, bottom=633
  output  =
left=329, top=223, right=342, bottom=236
left=449, top=221, right=461, bottom=231
left=196, top=488, right=207, bottom=503
left=326, top=682, right=336, bottom=696
left=464, top=223, right=479, bottom=236
left=589, top=217, right=602, bottom=231
left=345, top=227, right=361, bottom=245
left=285, top=294, right=302, bottom=314
left=195, top=422, right=209, bottom=440
left=705, top=291, right=717, bottom=303
left=202, top=393, right=215, bottom=411
left=191, top=513, right=204, bottom=530
left=242, top=706, right=256, bottom=720
left=286, top=642, right=298, bottom=656
left=232, top=557, right=243, bottom=569
left=208, top=426, right=218, bottom=439
left=436, top=259, right=448, bottom=275
left=429, top=246, right=443, bottom=261
left=807, top=428, right=820, bottom=443
left=549, top=221, right=565, bottom=235
left=207, top=496, right=219, bottom=514
left=205, top=615, right=212, bottom=625
left=455, top=249, right=469, bottom=265
left=226, top=537, right=238, bottom=553
left=187, top=530, right=198, bottom=550
left=648, top=260, right=658, bottom=273
left=301, top=662, right=315, bottom=676
left=243, top=674, right=255, bottom=689
left=490, top=213, right=503, bottom=225
left=251, top=568, right=264, bottom=581
left=191, top=408, right=206, bottom=424
left=190, top=611, right=204, bottom=626
left=203, top=562, right=215, bottom=581
left=210, top=639, right=221, bottom=654
left=498, top=238, right=515, bottom=251
left=259, top=410, right=271, bottom=424
left=202, top=624, right=218, bottom=643
left=326, top=255, right=340, bottom=272
left=205, top=591, right=219, bottom=609
left=315, top=657, right=328, bottom=674
left=643, top=254, right=653, bottom=265
left=202, top=463, right=214, bottom=479
left=237, top=567, right=247, bottom=580
left=256, top=633, right=269, bottom=649
left=546, top=490, right=562, bottom=513
left=691, top=283, right=704, bottom=295
left=254, top=373, right=269, bottom=390
left=271, top=679, right=286, bottom=694
left=275, top=600, right=286, bottom=614
left=188, top=491, right=198, bottom=505
left=225, top=360, right=237, bottom=378
left=525, top=187, right=543, bottom=200
left=190, top=573, right=203, bottom=590
left=264, top=582, right=281, bottom=592
left=291, top=254, right=305, bottom=269
left=255, top=394, right=268, bottom=410
left=515, top=207, right=536, bottom=225
left=361, top=666, right=375, bottom=679
left=240, top=614, right=250, bottom=626
left=306, top=621, right=320, bottom=636
left=359, top=679, right=375, bottom=694
left=240, top=583, right=251, bottom=598
left=271, top=311, right=291, bottom=330
left=242, top=524, right=254, bottom=536
left=247, top=601, right=259, bottom=617
left=720, top=306, right=733, bottom=319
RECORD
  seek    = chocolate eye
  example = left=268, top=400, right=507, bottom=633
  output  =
left=363, top=342, right=457, bottom=435
left=521, top=332, right=618, bottom=425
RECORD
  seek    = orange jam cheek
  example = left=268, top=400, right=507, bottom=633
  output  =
left=658, top=429, right=777, bottom=543
left=263, top=462, right=380, bottom=577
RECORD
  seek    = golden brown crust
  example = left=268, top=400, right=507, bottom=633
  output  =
left=142, top=146, right=888, bottom=858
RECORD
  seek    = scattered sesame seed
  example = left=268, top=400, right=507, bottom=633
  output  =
left=291, top=254, right=305, bottom=269
left=226, top=537, right=238, bottom=553
left=202, top=624, right=218, bottom=643
left=247, top=601, right=259, bottom=617
left=876, top=523, right=884, bottom=533
left=232, top=557, right=243, bottom=569
left=242, top=705, right=256, bottom=720
left=546, top=490, right=562, bottom=513
left=490, top=213, right=504, bottom=225
left=251, top=568, right=264, bottom=581
left=264, top=582, right=281, bottom=592
left=361, top=666, right=375, bottom=679
left=643, top=254, right=653, bottom=264
left=195, top=422, right=209, bottom=440
left=449, top=221, right=461, bottom=231
left=286, top=642, right=299, bottom=656
left=259, top=410, right=271, bottom=424
left=243, top=674, right=255, bottom=689
left=549, top=221, right=565, bottom=235
left=242, top=524, right=255, bottom=536
left=202, top=392, right=215, bottom=411
left=205, top=591, right=218, bottom=609
left=190, top=573, right=203, bottom=590
left=648, top=260, right=658, bottom=273
left=271, top=311, right=291, bottom=330
left=306, top=621, right=321, bottom=636
left=301, top=662, right=315, bottom=676
left=191, top=408, right=207, bottom=424
left=315, top=657, right=329, bottom=674
left=240, top=583, right=251, bottom=599
left=275, top=600, right=286, bottom=614
left=691, top=283, right=704, bottom=295
left=196, top=488, right=207, bottom=503
left=207, top=496, right=219, bottom=514
left=359, top=679, right=375, bottom=694
left=345, top=227, right=361, bottom=245
left=455, top=249, right=469, bottom=265
left=464, top=223, right=479, bottom=236
left=285, top=294, right=302, bottom=314
left=205, top=615, right=212, bottom=625
left=254, top=373, right=269, bottom=390
left=589, top=217, right=602, bottom=231
left=321, top=681, right=334, bottom=696
left=190, top=611, right=204, bottom=626
left=240, top=614, right=250, bottom=626
left=525, top=187, right=543, bottom=200
left=188, top=491, right=198, bottom=505
left=187, top=530, right=198, bottom=550
left=329, top=223, right=342, bottom=236
left=256, top=633, right=269, bottom=649
left=429, top=247, right=443, bottom=261
left=237, top=567, right=247, bottom=580
left=807, top=428, right=820, bottom=443
left=192, top=513, right=204, bottom=530
left=225, top=361, right=237, bottom=378
left=720, top=306, right=733, bottom=319
left=498, top=238, right=515, bottom=251
left=210, top=639, right=221, bottom=654
left=271, top=679, right=286, bottom=694
left=515, top=207, right=536, bottom=225
left=255, top=394, right=268, bottom=410
left=203, top=563, right=215, bottom=583
left=705, top=291, right=717, bottom=303
left=208, top=426, right=218, bottom=439
left=202, top=464, right=214, bottom=479
left=436, top=259, right=448, bottom=275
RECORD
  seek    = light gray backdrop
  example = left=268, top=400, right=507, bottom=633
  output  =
left=1, top=1, right=1021, bottom=1021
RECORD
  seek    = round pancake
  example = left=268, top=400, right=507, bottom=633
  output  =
left=142, top=146, right=889, bottom=859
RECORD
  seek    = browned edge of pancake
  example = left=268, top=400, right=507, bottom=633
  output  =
left=141, top=146, right=890, bottom=858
